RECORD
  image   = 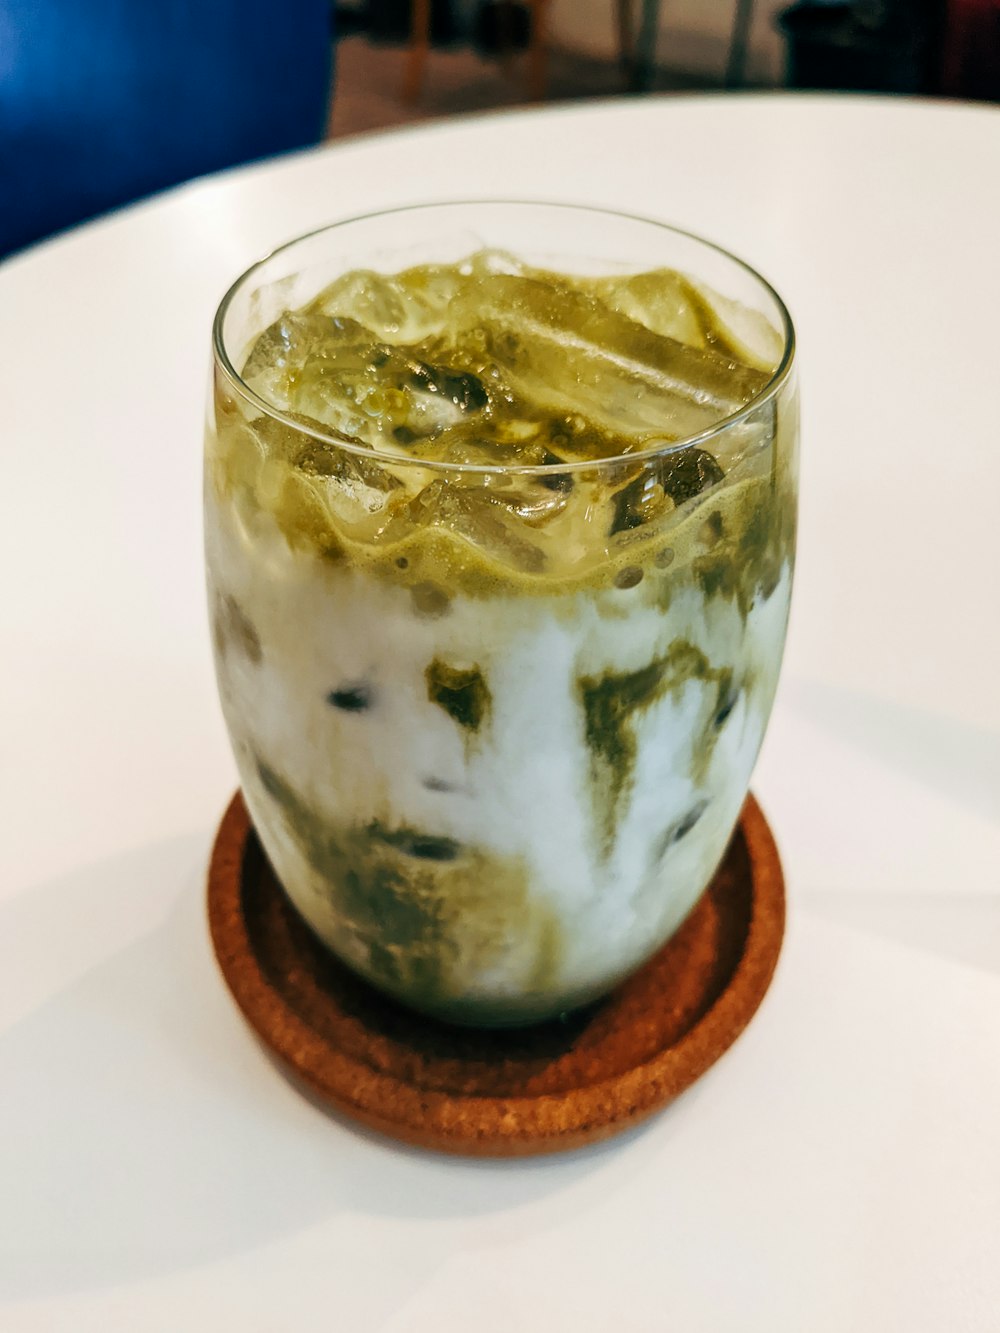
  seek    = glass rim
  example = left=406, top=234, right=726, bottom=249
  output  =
left=211, top=199, right=796, bottom=477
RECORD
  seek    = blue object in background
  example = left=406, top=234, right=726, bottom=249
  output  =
left=0, top=0, right=335, bottom=259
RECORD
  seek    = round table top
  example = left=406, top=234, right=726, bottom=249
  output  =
left=2, top=95, right=999, bottom=1330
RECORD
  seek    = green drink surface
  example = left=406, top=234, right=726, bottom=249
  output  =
left=211, top=251, right=792, bottom=597
left=239, top=249, right=781, bottom=466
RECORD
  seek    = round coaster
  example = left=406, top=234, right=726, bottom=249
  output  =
left=208, top=792, right=784, bottom=1157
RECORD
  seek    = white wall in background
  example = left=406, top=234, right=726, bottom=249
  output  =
left=547, top=0, right=789, bottom=85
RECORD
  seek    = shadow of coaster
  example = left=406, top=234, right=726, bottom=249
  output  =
left=208, top=792, right=784, bottom=1156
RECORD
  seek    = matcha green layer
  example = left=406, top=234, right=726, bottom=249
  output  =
left=209, top=250, right=794, bottom=601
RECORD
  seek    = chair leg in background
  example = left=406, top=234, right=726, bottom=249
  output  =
left=527, top=0, right=549, bottom=100
left=633, top=0, right=661, bottom=91
left=404, top=0, right=431, bottom=102
left=616, top=0, right=635, bottom=80
left=725, top=0, right=756, bottom=87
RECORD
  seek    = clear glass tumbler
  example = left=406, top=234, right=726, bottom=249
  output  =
left=206, top=202, right=798, bottom=1026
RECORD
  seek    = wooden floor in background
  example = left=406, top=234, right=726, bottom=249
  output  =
left=328, top=34, right=720, bottom=139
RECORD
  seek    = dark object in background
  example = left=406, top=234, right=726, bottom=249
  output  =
left=777, top=0, right=938, bottom=93
left=474, top=1, right=533, bottom=54
left=939, top=0, right=1000, bottom=99
left=0, top=0, right=334, bottom=260
left=347, top=0, right=532, bottom=51
left=401, top=0, right=544, bottom=103
left=356, top=0, right=460, bottom=44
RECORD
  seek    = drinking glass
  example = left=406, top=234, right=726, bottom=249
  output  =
left=206, top=202, right=798, bottom=1025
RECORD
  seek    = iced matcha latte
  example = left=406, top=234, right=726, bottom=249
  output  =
left=206, top=203, right=797, bottom=1025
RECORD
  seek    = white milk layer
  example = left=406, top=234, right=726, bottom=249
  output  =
left=207, top=492, right=791, bottom=1023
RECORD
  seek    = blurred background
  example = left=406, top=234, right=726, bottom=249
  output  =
left=1, top=0, right=998, bottom=259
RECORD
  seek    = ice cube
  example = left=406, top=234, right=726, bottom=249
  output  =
left=584, top=269, right=708, bottom=350
left=396, top=479, right=546, bottom=573
left=446, top=275, right=769, bottom=444
left=241, top=312, right=378, bottom=443
left=248, top=312, right=492, bottom=450
left=480, top=478, right=572, bottom=527
left=402, top=421, right=549, bottom=469
left=308, top=264, right=465, bottom=342
left=537, top=411, right=630, bottom=464
left=694, top=283, right=785, bottom=372
left=243, top=411, right=404, bottom=530
left=394, top=353, right=490, bottom=438
left=240, top=309, right=337, bottom=410
left=610, top=446, right=724, bottom=535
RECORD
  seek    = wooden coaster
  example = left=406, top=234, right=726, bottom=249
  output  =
left=208, top=792, right=784, bottom=1156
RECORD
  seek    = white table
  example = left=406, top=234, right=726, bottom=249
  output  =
left=2, top=95, right=999, bottom=1330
